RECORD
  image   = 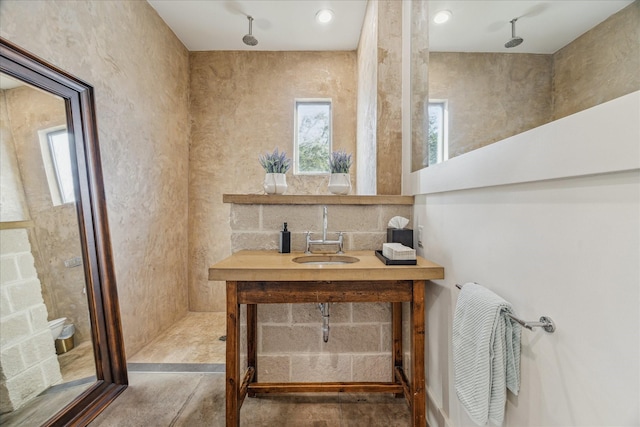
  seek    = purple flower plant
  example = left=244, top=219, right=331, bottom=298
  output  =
left=259, top=148, right=291, bottom=174
left=329, top=150, right=352, bottom=174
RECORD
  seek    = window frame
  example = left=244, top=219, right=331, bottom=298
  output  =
left=428, top=99, right=449, bottom=165
left=47, top=128, right=75, bottom=204
left=38, top=125, right=76, bottom=206
left=293, top=98, right=333, bottom=175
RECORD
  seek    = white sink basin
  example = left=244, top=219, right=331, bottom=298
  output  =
left=292, top=255, right=359, bottom=265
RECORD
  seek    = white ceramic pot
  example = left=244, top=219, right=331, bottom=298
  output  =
left=328, top=173, right=351, bottom=195
left=263, top=173, right=288, bottom=194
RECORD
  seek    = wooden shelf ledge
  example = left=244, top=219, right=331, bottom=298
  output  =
left=0, top=220, right=35, bottom=230
left=222, top=194, right=414, bottom=205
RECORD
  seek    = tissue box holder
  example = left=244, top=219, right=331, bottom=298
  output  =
left=387, top=228, right=413, bottom=248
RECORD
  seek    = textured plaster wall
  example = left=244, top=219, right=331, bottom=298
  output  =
left=189, top=51, right=357, bottom=312
left=552, top=0, right=640, bottom=120
left=429, top=53, right=552, bottom=158
left=3, top=85, right=91, bottom=344
left=375, top=0, right=403, bottom=195
left=356, top=0, right=378, bottom=195
left=0, top=0, right=191, bottom=355
left=410, top=0, right=429, bottom=171
left=229, top=203, right=413, bottom=382
left=355, top=0, right=403, bottom=195
left=0, top=92, right=28, bottom=221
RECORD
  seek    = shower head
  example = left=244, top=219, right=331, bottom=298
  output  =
left=505, top=18, right=523, bottom=48
left=242, top=16, right=258, bottom=46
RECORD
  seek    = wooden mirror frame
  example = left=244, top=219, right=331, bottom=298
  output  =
left=0, top=38, right=128, bottom=426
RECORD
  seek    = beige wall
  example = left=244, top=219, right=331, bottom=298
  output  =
left=552, top=0, right=640, bottom=120
left=0, top=0, right=191, bottom=356
left=356, top=0, right=378, bottom=195
left=189, top=51, right=357, bottom=312
left=356, top=0, right=403, bottom=195
left=375, top=0, right=403, bottom=195
left=410, top=0, right=430, bottom=171
left=0, top=92, right=28, bottom=221
left=429, top=53, right=552, bottom=158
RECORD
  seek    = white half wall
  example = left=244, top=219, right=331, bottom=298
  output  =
left=408, top=92, right=640, bottom=426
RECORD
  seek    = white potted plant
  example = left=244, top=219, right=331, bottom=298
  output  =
left=328, top=150, right=352, bottom=195
left=259, top=148, right=290, bottom=194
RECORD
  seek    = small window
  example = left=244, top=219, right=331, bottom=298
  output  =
left=294, top=99, right=332, bottom=174
left=427, top=100, right=448, bottom=166
left=38, top=126, right=76, bottom=205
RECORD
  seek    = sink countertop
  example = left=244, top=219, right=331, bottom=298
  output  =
left=208, top=250, right=444, bottom=282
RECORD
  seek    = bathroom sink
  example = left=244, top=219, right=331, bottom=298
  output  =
left=292, top=255, right=360, bottom=265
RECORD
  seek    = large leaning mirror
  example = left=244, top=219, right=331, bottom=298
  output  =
left=0, top=38, right=127, bottom=426
left=411, top=0, right=638, bottom=170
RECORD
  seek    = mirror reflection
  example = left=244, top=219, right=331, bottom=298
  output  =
left=0, top=73, right=95, bottom=425
left=417, top=0, right=637, bottom=168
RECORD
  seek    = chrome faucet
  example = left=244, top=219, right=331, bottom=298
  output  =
left=305, top=206, right=344, bottom=254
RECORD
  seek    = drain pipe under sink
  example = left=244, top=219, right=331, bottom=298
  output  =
left=317, top=303, right=330, bottom=342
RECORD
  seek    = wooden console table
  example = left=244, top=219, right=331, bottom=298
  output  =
left=209, top=251, right=444, bottom=426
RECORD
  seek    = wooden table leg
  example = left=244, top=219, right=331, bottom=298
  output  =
left=247, top=303, right=257, bottom=397
left=226, top=281, right=240, bottom=427
left=411, top=280, right=426, bottom=426
left=392, top=302, right=403, bottom=398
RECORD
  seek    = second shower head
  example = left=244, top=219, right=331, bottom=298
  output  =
left=505, top=18, right=523, bottom=48
left=242, top=16, right=258, bottom=46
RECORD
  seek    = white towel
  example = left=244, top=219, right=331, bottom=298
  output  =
left=453, top=283, right=522, bottom=426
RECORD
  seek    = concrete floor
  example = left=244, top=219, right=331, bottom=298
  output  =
left=91, top=372, right=411, bottom=426
left=95, top=312, right=411, bottom=425
left=3, top=312, right=411, bottom=426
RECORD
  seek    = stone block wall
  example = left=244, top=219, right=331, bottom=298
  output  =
left=0, top=228, right=61, bottom=413
left=230, top=202, right=412, bottom=382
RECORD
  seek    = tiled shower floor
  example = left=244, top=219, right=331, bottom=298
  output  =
left=128, top=311, right=227, bottom=364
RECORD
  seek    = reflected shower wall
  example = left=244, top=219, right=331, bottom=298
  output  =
left=1, top=88, right=63, bottom=412
left=1, top=84, right=94, bottom=412
left=427, top=1, right=640, bottom=161
left=2, top=85, right=90, bottom=347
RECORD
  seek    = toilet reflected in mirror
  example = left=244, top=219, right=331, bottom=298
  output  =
left=48, top=317, right=66, bottom=340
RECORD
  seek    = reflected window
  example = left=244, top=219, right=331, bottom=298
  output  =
left=428, top=100, right=448, bottom=165
left=294, top=99, right=332, bottom=174
left=38, top=126, right=75, bottom=205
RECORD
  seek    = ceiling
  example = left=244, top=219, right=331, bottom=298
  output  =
left=428, top=0, right=634, bottom=54
left=147, top=0, right=633, bottom=54
left=147, top=0, right=369, bottom=51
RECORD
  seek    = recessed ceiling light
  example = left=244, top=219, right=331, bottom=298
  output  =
left=316, top=9, right=334, bottom=24
left=433, top=10, right=452, bottom=24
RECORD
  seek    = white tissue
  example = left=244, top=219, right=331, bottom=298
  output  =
left=387, top=216, right=409, bottom=229
left=382, top=243, right=416, bottom=260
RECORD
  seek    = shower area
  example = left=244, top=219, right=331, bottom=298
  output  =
left=0, top=79, right=94, bottom=414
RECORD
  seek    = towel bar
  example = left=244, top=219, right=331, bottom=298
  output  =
left=455, top=283, right=556, bottom=333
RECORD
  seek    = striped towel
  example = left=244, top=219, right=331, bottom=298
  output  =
left=453, top=283, right=522, bottom=426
